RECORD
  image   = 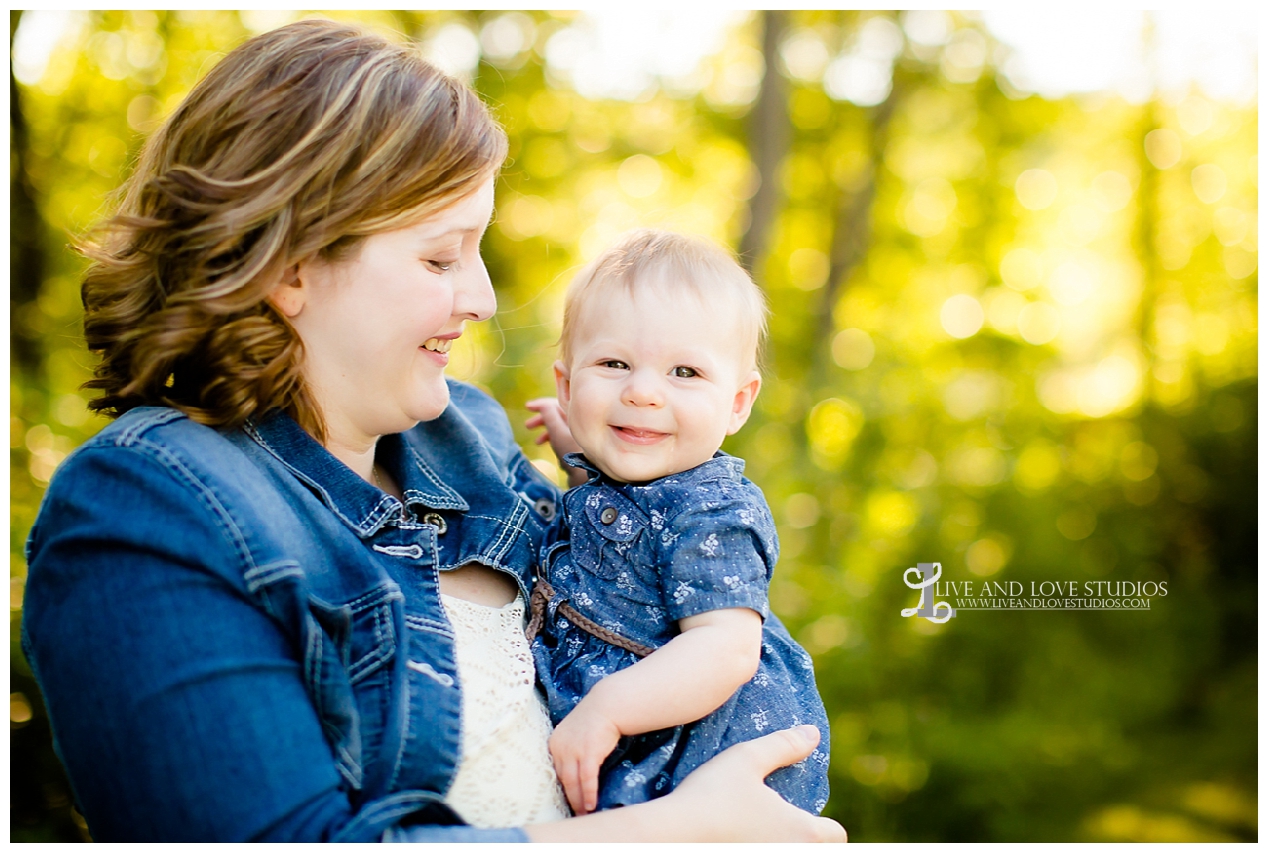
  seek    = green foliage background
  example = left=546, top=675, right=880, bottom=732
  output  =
left=9, top=10, right=1257, bottom=842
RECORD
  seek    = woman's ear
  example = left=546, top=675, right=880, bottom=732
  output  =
left=267, top=264, right=306, bottom=318
left=554, top=360, right=572, bottom=409
left=726, top=371, right=762, bottom=435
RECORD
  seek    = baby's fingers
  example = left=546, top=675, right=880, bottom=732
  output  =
left=559, top=758, right=586, bottom=816
left=580, top=759, right=600, bottom=815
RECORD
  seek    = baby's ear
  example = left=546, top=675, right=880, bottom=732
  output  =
left=727, top=371, right=762, bottom=435
left=554, top=360, right=572, bottom=408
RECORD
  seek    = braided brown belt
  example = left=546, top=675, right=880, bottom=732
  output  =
left=525, top=579, right=654, bottom=659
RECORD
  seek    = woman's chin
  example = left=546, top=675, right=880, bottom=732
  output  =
left=403, top=387, right=452, bottom=426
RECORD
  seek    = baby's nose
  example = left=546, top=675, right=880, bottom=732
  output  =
left=621, top=373, right=663, bottom=407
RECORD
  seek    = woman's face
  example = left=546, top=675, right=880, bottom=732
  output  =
left=275, top=177, right=497, bottom=449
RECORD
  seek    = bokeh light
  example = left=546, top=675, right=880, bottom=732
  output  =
left=940, top=294, right=985, bottom=339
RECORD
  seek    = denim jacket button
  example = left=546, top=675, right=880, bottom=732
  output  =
left=599, top=507, right=618, bottom=525
left=422, top=512, right=447, bottom=535
left=534, top=498, right=557, bottom=522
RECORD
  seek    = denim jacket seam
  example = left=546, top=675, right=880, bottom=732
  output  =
left=243, top=420, right=402, bottom=538
left=465, top=503, right=529, bottom=565
left=383, top=693, right=412, bottom=796
left=305, top=626, right=327, bottom=731
left=242, top=561, right=305, bottom=597
left=112, top=407, right=187, bottom=444
left=462, top=511, right=525, bottom=525
left=348, top=608, right=397, bottom=685
left=123, top=438, right=260, bottom=579
left=403, top=613, right=454, bottom=639
left=355, top=500, right=409, bottom=538
left=498, top=503, right=527, bottom=562
left=402, top=445, right=469, bottom=510
left=340, top=584, right=406, bottom=614
left=330, top=790, right=446, bottom=841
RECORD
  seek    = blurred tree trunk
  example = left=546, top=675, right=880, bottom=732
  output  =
left=738, top=10, right=789, bottom=276
left=1134, top=16, right=1160, bottom=407
left=1135, top=104, right=1160, bottom=406
left=816, top=74, right=904, bottom=354
left=10, top=9, right=47, bottom=383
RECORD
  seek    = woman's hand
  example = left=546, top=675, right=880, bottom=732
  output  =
left=524, top=725, right=846, bottom=842
left=525, top=397, right=587, bottom=487
left=548, top=702, right=622, bottom=815
left=666, top=725, right=846, bottom=842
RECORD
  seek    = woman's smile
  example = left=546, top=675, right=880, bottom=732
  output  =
left=422, top=335, right=456, bottom=355
left=421, top=332, right=461, bottom=365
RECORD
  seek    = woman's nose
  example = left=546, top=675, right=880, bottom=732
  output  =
left=454, top=254, right=496, bottom=322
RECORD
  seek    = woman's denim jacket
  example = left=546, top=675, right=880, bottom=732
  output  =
left=21, top=381, right=561, bottom=842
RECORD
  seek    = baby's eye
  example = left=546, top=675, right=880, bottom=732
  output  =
left=426, top=259, right=454, bottom=272
left=671, top=366, right=699, bottom=379
left=600, top=359, right=630, bottom=370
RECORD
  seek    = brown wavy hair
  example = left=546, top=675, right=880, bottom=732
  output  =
left=79, top=19, right=507, bottom=439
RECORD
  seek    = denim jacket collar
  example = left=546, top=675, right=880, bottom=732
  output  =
left=562, top=450, right=746, bottom=488
left=245, top=410, right=469, bottom=539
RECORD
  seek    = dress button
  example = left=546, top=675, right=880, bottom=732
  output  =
left=423, top=512, right=447, bottom=535
left=600, top=507, right=618, bottom=525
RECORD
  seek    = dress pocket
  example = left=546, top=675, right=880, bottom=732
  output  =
left=571, top=492, right=645, bottom=580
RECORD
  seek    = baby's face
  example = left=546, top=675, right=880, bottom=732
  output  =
left=557, top=284, right=760, bottom=484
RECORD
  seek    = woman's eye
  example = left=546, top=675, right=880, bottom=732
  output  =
left=672, top=366, right=699, bottom=378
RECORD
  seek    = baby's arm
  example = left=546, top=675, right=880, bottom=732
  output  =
left=550, top=606, right=762, bottom=815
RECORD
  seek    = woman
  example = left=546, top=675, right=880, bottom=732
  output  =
left=20, top=20, right=845, bottom=842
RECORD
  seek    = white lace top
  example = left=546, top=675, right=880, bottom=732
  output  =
left=440, top=593, right=570, bottom=829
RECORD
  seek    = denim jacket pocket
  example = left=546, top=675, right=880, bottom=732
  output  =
left=572, top=493, right=645, bottom=580
left=248, top=562, right=404, bottom=793
left=307, top=587, right=401, bottom=685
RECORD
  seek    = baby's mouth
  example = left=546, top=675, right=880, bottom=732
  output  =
left=422, top=337, right=453, bottom=353
left=612, top=426, right=668, bottom=444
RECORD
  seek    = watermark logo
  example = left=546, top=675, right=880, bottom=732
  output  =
left=901, top=562, right=956, bottom=624
left=900, top=562, right=1168, bottom=621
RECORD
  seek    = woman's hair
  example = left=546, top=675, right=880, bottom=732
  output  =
left=79, top=18, right=507, bottom=438
left=559, top=229, right=770, bottom=373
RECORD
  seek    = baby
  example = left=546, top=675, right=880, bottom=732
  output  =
left=524, top=229, right=830, bottom=817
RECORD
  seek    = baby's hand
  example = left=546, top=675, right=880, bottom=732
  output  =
left=548, top=701, right=622, bottom=815
left=525, top=398, right=587, bottom=486
left=525, top=397, right=577, bottom=453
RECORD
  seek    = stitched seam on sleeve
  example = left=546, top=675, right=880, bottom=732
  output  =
left=97, top=440, right=260, bottom=580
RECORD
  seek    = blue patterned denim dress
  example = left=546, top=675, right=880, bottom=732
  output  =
left=527, top=452, right=830, bottom=814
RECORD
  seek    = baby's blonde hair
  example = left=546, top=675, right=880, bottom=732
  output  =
left=559, top=229, right=769, bottom=373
